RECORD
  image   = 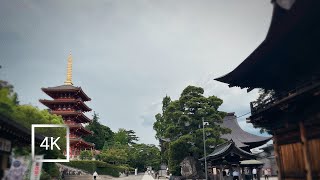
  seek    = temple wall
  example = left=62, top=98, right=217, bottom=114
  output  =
left=275, top=121, right=320, bottom=180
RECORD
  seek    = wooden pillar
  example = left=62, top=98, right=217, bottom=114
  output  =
left=299, top=122, right=312, bottom=180
left=273, top=134, right=282, bottom=180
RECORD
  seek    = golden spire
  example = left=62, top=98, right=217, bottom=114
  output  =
left=64, top=52, right=73, bottom=85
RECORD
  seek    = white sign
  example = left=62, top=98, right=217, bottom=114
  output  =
left=30, top=155, right=44, bottom=180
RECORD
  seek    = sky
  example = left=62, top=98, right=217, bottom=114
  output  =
left=0, top=0, right=273, bottom=145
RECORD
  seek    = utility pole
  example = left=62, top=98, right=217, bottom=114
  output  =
left=202, top=118, right=208, bottom=180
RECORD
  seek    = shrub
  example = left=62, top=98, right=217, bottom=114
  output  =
left=80, top=150, right=93, bottom=160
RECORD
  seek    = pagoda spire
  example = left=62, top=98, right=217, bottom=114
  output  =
left=64, top=52, right=73, bottom=85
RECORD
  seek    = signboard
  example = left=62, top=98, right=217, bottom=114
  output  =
left=4, top=156, right=31, bottom=180
left=0, top=137, right=12, bottom=153
left=30, top=155, right=44, bottom=180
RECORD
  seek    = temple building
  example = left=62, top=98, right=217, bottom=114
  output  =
left=201, top=113, right=271, bottom=180
left=220, top=113, right=271, bottom=152
left=40, top=53, right=94, bottom=159
left=215, top=1, right=320, bottom=179
left=0, top=115, right=44, bottom=179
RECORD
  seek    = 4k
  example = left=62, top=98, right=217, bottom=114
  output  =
left=40, top=137, right=61, bottom=150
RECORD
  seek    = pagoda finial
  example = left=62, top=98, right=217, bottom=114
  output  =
left=64, top=51, right=73, bottom=85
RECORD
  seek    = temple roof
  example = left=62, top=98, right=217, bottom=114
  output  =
left=42, top=85, right=91, bottom=101
left=70, top=137, right=95, bottom=147
left=215, top=1, right=320, bottom=92
left=52, top=111, right=91, bottom=123
left=39, top=99, right=92, bottom=112
left=200, top=140, right=256, bottom=162
left=68, top=124, right=93, bottom=135
left=221, top=113, right=271, bottom=149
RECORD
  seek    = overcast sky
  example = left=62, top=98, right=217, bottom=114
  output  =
left=0, top=0, right=273, bottom=145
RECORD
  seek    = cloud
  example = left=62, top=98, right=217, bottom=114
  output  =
left=140, top=101, right=162, bottom=127
left=1, top=0, right=273, bottom=145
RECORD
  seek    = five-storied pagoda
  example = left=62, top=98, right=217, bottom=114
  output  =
left=40, top=53, right=94, bottom=159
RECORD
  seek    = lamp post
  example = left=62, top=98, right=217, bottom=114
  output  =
left=202, top=118, right=209, bottom=180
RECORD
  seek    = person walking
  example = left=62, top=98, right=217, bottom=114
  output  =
left=252, top=168, right=257, bottom=180
left=232, top=169, right=239, bottom=180
left=223, top=170, right=227, bottom=180
left=93, top=171, right=98, bottom=180
left=263, top=169, right=269, bottom=180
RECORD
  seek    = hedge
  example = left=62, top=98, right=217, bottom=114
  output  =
left=62, top=160, right=130, bottom=177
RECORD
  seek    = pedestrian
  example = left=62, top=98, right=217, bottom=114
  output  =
left=222, top=170, right=227, bottom=180
left=252, top=168, right=257, bottom=179
left=263, top=169, right=269, bottom=180
left=169, top=173, right=173, bottom=180
left=93, top=171, right=98, bottom=180
left=232, top=169, right=239, bottom=180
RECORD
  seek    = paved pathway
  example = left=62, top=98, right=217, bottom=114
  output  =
left=108, top=173, right=154, bottom=180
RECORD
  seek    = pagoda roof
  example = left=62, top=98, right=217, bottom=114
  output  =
left=52, top=111, right=91, bottom=123
left=39, top=99, right=92, bottom=112
left=42, top=85, right=91, bottom=101
left=68, top=124, right=93, bottom=135
left=70, top=137, right=95, bottom=147
left=215, top=1, right=320, bottom=92
left=199, top=140, right=256, bottom=162
left=221, top=113, right=271, bottom=149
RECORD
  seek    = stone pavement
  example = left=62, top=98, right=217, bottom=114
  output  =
left=109, top=172, right=154, bottom=180
left=65, top=173, right=278, bottom=180
left=64, top=173, right=153, bottom=180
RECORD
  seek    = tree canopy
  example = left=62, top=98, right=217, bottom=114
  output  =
left=83, top=113, right=114, bottom=150
left=153, top=85, right=231, bottom=175
left=128, top=144, right=161, bottom=171
left=113, top=128, right=139, bottom=146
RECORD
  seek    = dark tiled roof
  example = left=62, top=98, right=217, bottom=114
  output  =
left=200, top=140, right=256, bottom=161
left=70, top=137, right=95, bottom=147
left=41, top=85, right=91, bottom=101
left=43, top=85, right=79, bottom=90
left=206, top=141, right=232, bottom=157
left=68, top=124, right=93, bottom=134
left=215, top=1, right=320, bottom=91
left=39, top=99, right=92, bottom=112
left=0, top=115, right=44, bottom=144
left=221, top=113, right=271, bottom=148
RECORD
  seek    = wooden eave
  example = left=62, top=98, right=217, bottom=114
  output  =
left=215, top=1, right=320, bottom=92
left=200, top=140, right=256, bottom=162
left=68, top=124, right=93, bottom=135
left=70, top=137, right=95, bottom=147
left=51, top=111, right=91, bottom=123
left=41, top=85, right=91, bottom=101
left=39, top=99, right=92, bottom=112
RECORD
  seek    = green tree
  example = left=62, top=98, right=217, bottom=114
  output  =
left=128, top=144, right=161, bottom=171
left=0, top=84, right=17, bottom=117
left=113, top=128, right=139, bottom=146
left=252, top=89, right=275, bottom=107
left=153, top=86, right=231, bottom=175
left=80, top=150, right=93, bottom=160
left=99, top=144, right=128, bottom=164
left=84, top=113, right=114, bottom=150
left=251, top=89, right=275, bottom=134
left=0, top=80, right=65, bottom=178
left=126, top=130, right=139, bottom=145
